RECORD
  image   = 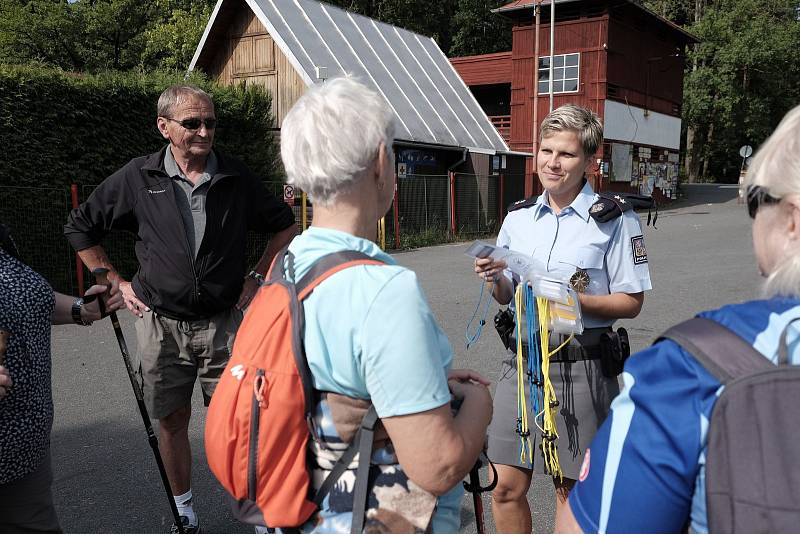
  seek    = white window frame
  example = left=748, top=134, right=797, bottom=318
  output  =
left=537, top=53, right=580, bottom=95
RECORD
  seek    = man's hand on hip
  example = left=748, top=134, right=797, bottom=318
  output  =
left=120, top=280, right=149, bottom=318
left=236, top=276, right=260, bottom=311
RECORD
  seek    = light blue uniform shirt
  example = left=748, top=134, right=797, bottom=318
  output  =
left=285, top=227, right=462, bottom=532
left=497, top=181, right=652, bottom=328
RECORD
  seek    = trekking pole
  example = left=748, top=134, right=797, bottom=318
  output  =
left=467, top=463, right=486, bottom=534
left=463, top=454, right=497, bottom=534
left=92, top=268, right=185, bottom=534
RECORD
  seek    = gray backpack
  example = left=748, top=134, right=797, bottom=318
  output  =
left=659, top=317, right=800, bottom=534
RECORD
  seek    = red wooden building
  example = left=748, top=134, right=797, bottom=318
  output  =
left=451, top=0, right=697, bottom=201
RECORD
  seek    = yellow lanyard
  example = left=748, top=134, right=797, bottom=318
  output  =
left=515, top=285, right=573, bottom=481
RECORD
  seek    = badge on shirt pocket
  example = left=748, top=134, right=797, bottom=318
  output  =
left=569, top=268, right=590, bottom=293
left=631, top=235, right=648, bottom=265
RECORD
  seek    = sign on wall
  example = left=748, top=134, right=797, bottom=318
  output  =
left=610, top=143, right=633, bottom=182
left=283, top=184, right=295, bottom=206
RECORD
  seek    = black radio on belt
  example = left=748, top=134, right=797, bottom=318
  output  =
left=599, top=327, right=631, bottom=378
left=494, top=308, right=515, bottom=350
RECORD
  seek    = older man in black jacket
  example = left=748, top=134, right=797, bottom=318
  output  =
left=65, top=84, right=296, bottom=534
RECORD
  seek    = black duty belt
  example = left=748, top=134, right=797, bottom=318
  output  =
left=512, top=327, right=611, bottom=363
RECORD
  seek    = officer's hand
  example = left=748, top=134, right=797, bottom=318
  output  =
left=474, top=257, right=507, bottom=282
left=119, top=280, right=149, bottom=318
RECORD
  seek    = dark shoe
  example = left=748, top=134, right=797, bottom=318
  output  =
left=170, top=516, right=200, bottom=534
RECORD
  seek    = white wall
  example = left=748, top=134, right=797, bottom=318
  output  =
left=603, top=100, right=681, bottom=150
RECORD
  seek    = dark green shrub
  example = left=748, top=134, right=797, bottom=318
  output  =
left=0, top=65, right=280, bottom=187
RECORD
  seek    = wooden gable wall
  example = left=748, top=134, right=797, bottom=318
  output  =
left=206, top=2, right=307, bottom=127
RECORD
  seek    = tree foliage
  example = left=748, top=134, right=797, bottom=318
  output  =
left=682, top=0, right=800, bottom=180
left=0, top=0, right=510, bottom=69
left=0, top=0, right=214, bottom=72
left=449, top=0, right=512, bottom=56
left=645, top=0, right=800, bottom=181
left=324, top=0, right=511, bottom=56
left=2, top=0, right=796, bottom=181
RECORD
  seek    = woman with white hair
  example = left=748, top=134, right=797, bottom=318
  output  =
left=275, top=77, right=493, bottom=532
left=556, top=104, right=800, bottom=533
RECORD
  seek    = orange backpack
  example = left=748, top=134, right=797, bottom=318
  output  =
left=205, top=249, right=384, bottom=532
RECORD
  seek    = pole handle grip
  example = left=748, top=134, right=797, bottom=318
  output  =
left=90, top=268, right=111, bottom=317
left=92, top=267, right=110, bottom=287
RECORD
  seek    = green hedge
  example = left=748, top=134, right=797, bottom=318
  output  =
left=0, top=65, right=280, bottom=187
left=0, top=65, right=282, bottom=294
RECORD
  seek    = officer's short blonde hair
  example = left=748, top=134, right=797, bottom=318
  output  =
left=540, top=104, right=603, bottom=158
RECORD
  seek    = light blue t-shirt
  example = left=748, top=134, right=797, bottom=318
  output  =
left=286, top=226, right=462, bottom=532
left=497, top=181, right=652, bottom=328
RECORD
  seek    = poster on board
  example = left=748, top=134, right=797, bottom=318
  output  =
left=610, top=143, right=633, bottom=182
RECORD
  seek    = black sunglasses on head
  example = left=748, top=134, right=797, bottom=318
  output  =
left=746, top=185, right=781, bottom=219
left=165, top=117, right=217, bottom=131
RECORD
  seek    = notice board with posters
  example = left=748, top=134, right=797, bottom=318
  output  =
left=610, top=143, right=633, bottom=182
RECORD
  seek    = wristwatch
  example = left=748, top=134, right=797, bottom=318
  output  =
left=247, top=270, right=265, bottom=284
left=71, top=298, right=91, bottom=326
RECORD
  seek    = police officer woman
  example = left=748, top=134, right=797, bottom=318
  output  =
left=474, top=104, right=652, bottom=533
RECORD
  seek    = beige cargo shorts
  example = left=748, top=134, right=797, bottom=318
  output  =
left=135, top=307, right=243, bottom=419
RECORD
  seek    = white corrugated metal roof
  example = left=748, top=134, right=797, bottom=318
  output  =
left=190, top=0, right=511, bottom=153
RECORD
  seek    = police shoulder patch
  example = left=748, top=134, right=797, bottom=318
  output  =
left=631, top=235, right=648, bottom=265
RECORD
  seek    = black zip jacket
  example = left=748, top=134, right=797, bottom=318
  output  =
left=64, top=146, right=295, bottom=320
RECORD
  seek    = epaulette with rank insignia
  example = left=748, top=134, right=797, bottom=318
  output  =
left=589, top=192, right=658, bottom=228
left=507, top=196, right=538, bottom=213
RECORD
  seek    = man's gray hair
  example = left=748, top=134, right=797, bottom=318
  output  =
left=540, top=104, right=603, bottom=157
left=742, top=104, right=800, bottom=298
left=281, top=77, right=395, bottom=207
left=157, top=85, right=213, bottom=118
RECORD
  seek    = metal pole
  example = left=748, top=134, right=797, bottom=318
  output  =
left=549, top=0, right=555, bottom=112
left=499, top=173, right=506, bottom=225
left=70, top=184, right=85, bottom=296
left=301, top=191, right=308, bottom=231
left=423, top=175, right=429, bottom=229
left=393, top=185, right=400, bottom=248
left=449, top=172, right=457, bottom=235
left=468, top=464, right=486, bottom=534
left=92, top=268, right=186, bottom=534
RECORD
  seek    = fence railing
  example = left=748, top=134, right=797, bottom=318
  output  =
left=489, top=115, right=511, bottom=143
left=0, top=186, right=76, bottom=294
left=1, top=172, right=526, bottom=294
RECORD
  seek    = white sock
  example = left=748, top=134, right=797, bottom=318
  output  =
left=174, top=489, right=197, bottom=526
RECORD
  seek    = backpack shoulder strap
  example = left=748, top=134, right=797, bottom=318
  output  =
left=657, top=317, right=774, bottom=383
left=295, top=250, right=386, bottom=299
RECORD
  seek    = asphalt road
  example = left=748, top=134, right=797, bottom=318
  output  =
left=48, top=184, right=758, bottom=533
